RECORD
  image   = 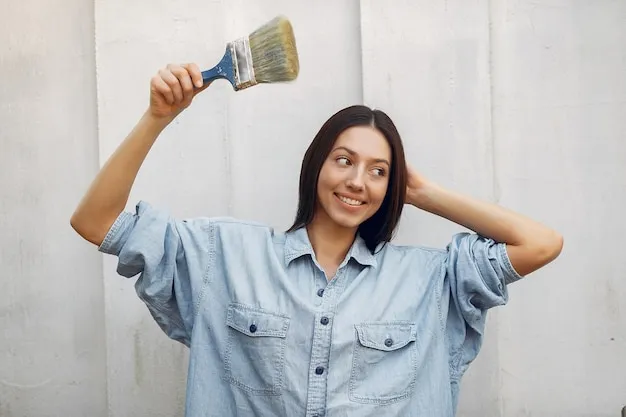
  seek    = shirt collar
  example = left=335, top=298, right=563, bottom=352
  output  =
left=284, top=226, right=378, bottom=268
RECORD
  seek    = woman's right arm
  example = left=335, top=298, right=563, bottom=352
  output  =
left=70, top=63, right=209, bottom=245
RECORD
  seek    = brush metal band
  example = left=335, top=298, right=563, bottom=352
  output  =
left=231, top=36, right=257, bottom=90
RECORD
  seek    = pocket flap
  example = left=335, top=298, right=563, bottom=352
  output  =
left=226, top=303, right=289, bottom=338
left=355, top=322, right=416, bottom=351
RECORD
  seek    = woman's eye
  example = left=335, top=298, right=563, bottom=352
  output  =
left=336, top=157, right=350, bottom=166
left=372, top=168, right=386, bottom=176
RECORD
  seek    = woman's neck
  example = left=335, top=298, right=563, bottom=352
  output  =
left=306, top=215, right=357, bottom=278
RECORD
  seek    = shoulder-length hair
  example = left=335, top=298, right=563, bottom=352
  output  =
left=288, top=105, right=407, bottom=253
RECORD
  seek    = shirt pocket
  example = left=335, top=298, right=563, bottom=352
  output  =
left=223, top=303, right=290, bottom=396
left=349, top=321, right=418, bottom=405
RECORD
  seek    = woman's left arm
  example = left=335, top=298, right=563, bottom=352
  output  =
left=406, top=166, right=563, bottom=276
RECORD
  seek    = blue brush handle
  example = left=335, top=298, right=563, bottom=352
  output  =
left=201, top=46, right=236, bottom=89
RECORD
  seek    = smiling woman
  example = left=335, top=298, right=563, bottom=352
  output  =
left=288, top=106, right=407, bottom=276
left=70, top=63, right=563, bottom=417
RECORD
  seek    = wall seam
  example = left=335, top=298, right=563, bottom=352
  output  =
left=487, top=0, right=501, bottom=206
left=92, top=0, right=111, bottom=415
left=486, top=0, right=505, bottom=416
left=357, top=0, right=366, bottom=105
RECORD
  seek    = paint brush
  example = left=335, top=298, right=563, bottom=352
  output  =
left=201, top=16, right=300, bottom=91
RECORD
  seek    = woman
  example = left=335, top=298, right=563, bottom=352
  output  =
left=71, top=63, right=563, bottom=417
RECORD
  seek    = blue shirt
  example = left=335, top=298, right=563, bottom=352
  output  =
left=99, top=201, right=523, bottom=417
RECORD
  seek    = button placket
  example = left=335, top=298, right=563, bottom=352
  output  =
left=305, top=268, right=346, bottom=416
left=314, top=268, right=327, bottom=306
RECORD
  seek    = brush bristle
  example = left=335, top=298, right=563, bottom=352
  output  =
left=249, top=16, right=300, bottom=83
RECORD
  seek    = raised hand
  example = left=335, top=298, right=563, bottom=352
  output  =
left=149, top=63, right=209, bottom=120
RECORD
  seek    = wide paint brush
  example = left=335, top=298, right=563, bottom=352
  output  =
left=201, top=16, right=300, bottom=91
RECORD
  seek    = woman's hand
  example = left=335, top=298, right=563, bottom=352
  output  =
left=405, top=165, right=431, bottom=208
left=149, top=63, right=209, bottom=120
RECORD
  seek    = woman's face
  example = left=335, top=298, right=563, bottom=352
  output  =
left=314, top=125, right=391, bottom=231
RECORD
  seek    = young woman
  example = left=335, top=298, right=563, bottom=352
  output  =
left=71, top=63, right=563, bottom=417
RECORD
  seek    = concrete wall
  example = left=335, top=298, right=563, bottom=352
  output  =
left=0, top=0, right=107, bottom=416
left=1, top=1, right=624, bottom=416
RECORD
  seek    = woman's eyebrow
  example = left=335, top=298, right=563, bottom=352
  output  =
left=332, top=146, right=390, bottom=166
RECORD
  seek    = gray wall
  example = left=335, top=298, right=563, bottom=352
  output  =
left=1, top=1, right=624, bottom=416
left=0, top=0, right=107, bottom=416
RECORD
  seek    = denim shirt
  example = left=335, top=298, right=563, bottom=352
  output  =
left=99, top=201, right=523, bottom=417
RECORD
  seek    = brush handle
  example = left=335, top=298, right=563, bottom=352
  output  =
left=201, top=46, right=236, bottom=89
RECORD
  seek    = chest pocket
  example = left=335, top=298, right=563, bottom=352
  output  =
left=223, top=303, right=290, bottom=396
left=349, top=321, right=418, bottom=405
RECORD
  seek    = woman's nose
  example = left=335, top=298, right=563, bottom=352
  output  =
left=346, top=169, right=365, bottom=191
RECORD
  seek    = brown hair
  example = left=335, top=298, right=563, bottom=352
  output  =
left=287, top=105, right=407, bottom=253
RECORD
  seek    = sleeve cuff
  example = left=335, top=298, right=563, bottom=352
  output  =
left=498, top=243, right=524, bottom=285
left=98, top=211, right=135, bottom=256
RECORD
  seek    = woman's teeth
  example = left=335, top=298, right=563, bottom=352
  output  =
left=338, top=195, right=364, bottom=206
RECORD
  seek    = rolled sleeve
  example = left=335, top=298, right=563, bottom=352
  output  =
left=444, top=232, right=524, bottom=384
left=98, top=201, right=211, bottom=347
left=98, top=211, right=135, bottom=257
left=497, top=242, right=524, bottom=285
left=446, top=232, right=523, bottom=329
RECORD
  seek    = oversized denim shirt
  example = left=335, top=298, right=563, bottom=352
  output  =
left=99, top=201, right=523, bottom=417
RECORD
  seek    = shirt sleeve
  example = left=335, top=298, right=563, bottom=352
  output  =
left=443, top=232, right=524, bottom=384
left=98, top=201, right=212, bottom=347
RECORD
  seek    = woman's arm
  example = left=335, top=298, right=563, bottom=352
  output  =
left=70, top=63, right=209, bottom=246
left=405, top=166, right=563, bottom=276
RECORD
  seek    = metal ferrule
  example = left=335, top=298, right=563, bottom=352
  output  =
left=230, top=36, right=257, bottom=90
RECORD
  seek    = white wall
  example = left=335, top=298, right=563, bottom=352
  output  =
left=0, top=0, right=107, bottom=416
left=492, top=2, right=626, bottom=414
left=2, top=1, right=625, bottom=416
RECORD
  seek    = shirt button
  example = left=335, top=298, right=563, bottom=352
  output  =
left=249, top=324, right=257, bottom=333
left=384, top=338, right=393, bottom=347
left=315, top=366, right=324, bottom=375
left=320, top=316, right=329, bottom=325
left=317, top=288, right=324, bottom=297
